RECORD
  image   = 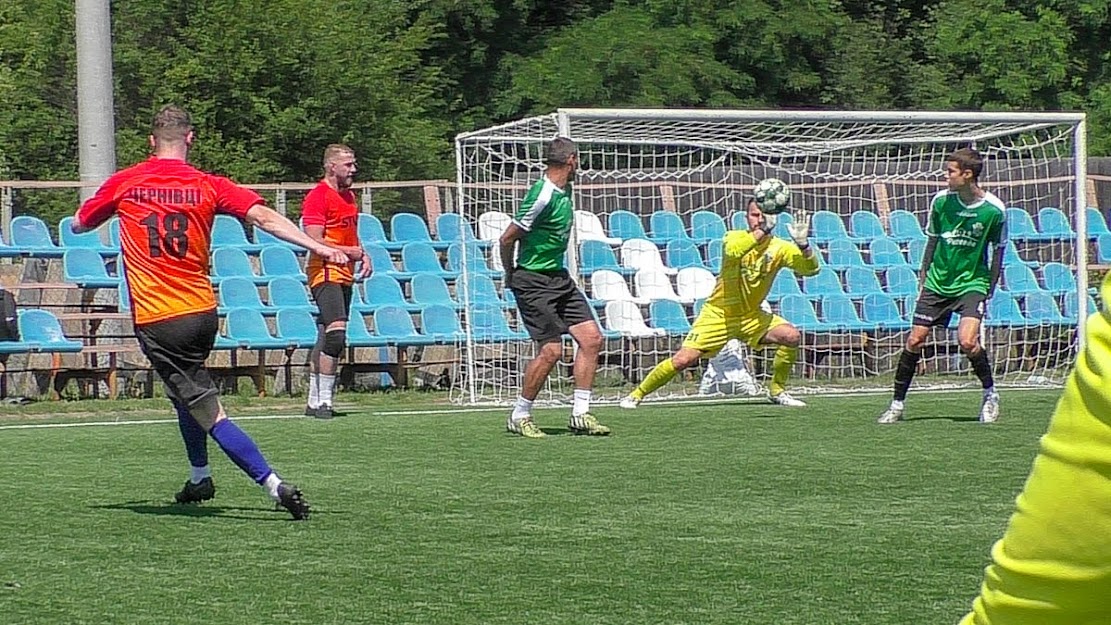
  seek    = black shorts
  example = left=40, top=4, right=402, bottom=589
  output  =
left=311, top=282, right=353, bottom=327
left=509, top=268, right=595, bottom=344
left=912, top=289, right=987, bottom=327
left=135, top=310, right=219, bottom=408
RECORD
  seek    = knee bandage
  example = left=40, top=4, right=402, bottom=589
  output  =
left=322, top=329, right=346, bottom=358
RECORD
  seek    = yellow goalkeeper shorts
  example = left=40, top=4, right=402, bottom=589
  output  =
left=682, top=303, right=786, bottom=355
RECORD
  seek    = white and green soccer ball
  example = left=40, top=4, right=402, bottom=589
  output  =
left=753, top=178, right=791, bottom=215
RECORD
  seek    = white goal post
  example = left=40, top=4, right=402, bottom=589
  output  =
left=451, top=109, right=1089, bottom=406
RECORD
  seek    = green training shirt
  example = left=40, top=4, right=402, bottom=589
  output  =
left=923, top=190, right=1007, bottom=297
left=513, top=176, right=573, bottom=272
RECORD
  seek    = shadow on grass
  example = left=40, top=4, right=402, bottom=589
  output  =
left=905, top=415, right=983, bottom=423
left=90, top=500, right=318, bottom=521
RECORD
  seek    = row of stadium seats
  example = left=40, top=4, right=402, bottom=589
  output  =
left=0, top=310, right=84, bottom=355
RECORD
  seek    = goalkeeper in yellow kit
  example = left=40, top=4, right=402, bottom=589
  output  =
left=620, top=199, right=818, bottom=408
left=959, top=275, right=1111, bottom=625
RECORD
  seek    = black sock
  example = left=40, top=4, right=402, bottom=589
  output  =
left=968, top=349, right=995, bottom=391
left=893, top=349, right=922, bottom=402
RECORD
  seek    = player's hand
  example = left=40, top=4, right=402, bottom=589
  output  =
left=787, top=210, right=810, bottom=247
left=357, top=247, right=372, bottom=279
left=315, top=245, right=350, bottom=266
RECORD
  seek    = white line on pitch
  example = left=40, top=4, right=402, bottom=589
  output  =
left=0, top=413, right=307, bottom=431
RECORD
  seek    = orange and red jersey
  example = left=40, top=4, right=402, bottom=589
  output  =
left=76, top=157, right=263, bottom=326
left=301, top=180, right=358, bottom=288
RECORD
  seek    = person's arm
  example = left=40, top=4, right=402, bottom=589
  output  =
left=499, top=223, right=526, bottom=282
left=245, top=205, right=349, bottom=265
left=919, top=237, right=938, bottom=285
left=72, top=175, right=124, bottom=233
left=303, top=224, right=370, bottom=278
left=987, top=245, right=1004, bottom=297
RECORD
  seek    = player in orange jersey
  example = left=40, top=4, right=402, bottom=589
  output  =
left=301, top=144, right=370, bottom=419
left=73, top=104, right=350, bottom=520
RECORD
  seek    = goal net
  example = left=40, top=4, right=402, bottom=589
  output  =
left=451, top=109, right=1089, bottom=406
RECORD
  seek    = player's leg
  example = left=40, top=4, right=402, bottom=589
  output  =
left=505, top=270, right=564, bottom=437
left=621, top=305, right=724, bottom=407
left=562, top=278, right=609, bottom=435
left=172, top=398, right=214, bottom=503
left=956, top=294, right=999, bottom=423
left=307, top=283, right=350, bottom=419
left=879, top=290, right=950, bottom=423
left=959, top=303, right=1111, bottom=624
left=139, top=312, right=310, bottom=519
left=758, top=318, right=806, bottom=406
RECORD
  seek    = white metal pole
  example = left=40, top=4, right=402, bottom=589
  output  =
left=1075, top=119, right=1089, bottom=350
left=75, top=0, right=117, bottom=202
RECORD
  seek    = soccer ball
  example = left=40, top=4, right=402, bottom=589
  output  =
left=753, top=178, right=791, bottom=214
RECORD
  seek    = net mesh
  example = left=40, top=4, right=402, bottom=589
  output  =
left=452, top=111, right=1086, bottom=405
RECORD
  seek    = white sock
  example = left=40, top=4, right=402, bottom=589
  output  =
left=263, top=472, right=282, bottom=501
left=511, top=396, right=533, bottom=422
left=190, top=465, right=211, bottom=484
left=572, top=388, right=592, bottom=417
left=984, top=386, right=997, bottom=398
left=891, top=399, right=905, bottom=411
left=308, top=373, right=320, bottom=409
left=319, top=374, right=336, bottom=407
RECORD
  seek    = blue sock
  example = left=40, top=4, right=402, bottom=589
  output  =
left=209, top=419, right=274, bottom=484
left=173, top=400, right=208, bottom=468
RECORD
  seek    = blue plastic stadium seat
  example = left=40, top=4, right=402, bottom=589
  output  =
left=346, top=308, right=382, bottom=347
left=260, top=246, right=307, bottom=282
left=580, top=240, right=632, bottom=277
left=608, top=210, right=649, bottom=241
left=1040, top=262, right=1075, bottom=295
left=225, top=308, right=290, bottom=348
left=825, top=239, right=865, bottom=269
left=778, top=294, right=823, bottom=331
left=401, top=242, right=454, bottom=278
left=212, top=215, right=263, bottom=252
left=469, top=303, right=528, bottom=342
left=411, top=274, right=460, bottom=309
left=665, top=239, right=707, bottom=270
left=463, top=274, right=513, bottom=309
left=706, top=239, right=723, bottom=273
left=985, top=293, right=1027, bottom=327
left=649, top=211, right=692, bottom=246
left=690, top=211, right=726, bottom=244
left=1086, top=208, right=1110, bottom=240
left=421, top=304, right=465, bottom=343
left=9, top=216, right=63, bottom=258
left=888, top=210, right=926, bottom=243
left=861, top=293, right=909, bottom=330
left=820, top=294, right=871, bottom=331
left=768, top=271, right=803, bottom=302
left=211, top=247, right=265, bottom=285
left=447, top=242, right=501, bottom=277
left=268, top=277, right=317, bottom=313
left=275, top=309, right=319, bottom=348
left=0, top=310, right=83, bottom=354
left=811, top=211, right=856, bottom=245
left=218, top=276, right=267, bottom=314
left=850, top=211, right=886, bottom=240
left=907, top=238, right=926, bottom=268
left=883, top=266, right=919, bottom=297
left=374, top=305, right=434, bottom=346
left=844, top=266, right=884, bottom=298
left=392, top=212, right=448, bottom=251
left=59, top=216, right=115, bottom=256
left=358, top=274, right=416, bottom=312
left=436, top=213, right=486, bottom=247
left=1024, top=291, right=1069, bottom=325
left=1005, top=207, right=1041, bottom=242
left=1003, top=264, right=1044, bottom=296
left=868, top=238, right=908, bottom=269
left=802, top=267, right=844, bottom=297
left=107, top=218, right=121, bottom=251
left=1037, top=207, right=1074, bottom=241
left=649, top=300, right=692, bottom=335
left=364, top=243, right=412, bottom=281
left=1002, top=240, right=1038, bottom=268
left=1064, top=292, right=1099, bottom=321
left=358, top=213, right=403, bottom=252
left=63, top=248, right=120, bottom=288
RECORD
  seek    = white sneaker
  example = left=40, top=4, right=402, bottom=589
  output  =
left=980, top=391, right=1000, bottom=423
left=619, top=395, right=641, bottom=410
left=877, top=402, right=904, bottom=424
left=769, top=392, right=806, bottom=407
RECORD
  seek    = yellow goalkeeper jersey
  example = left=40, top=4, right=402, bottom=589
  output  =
left=705, top=230, right=820, bottom=312
left=960, top=275, right=1111, bottom=624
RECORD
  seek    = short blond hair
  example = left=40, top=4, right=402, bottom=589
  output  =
left=151, top=105, right=192, bottom=144
left=323, top=144, right=355, bottom=167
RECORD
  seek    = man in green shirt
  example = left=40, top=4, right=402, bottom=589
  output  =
left=498, top=137, right=609, bottom=438
left=879, top=148, right=1006, bottom=424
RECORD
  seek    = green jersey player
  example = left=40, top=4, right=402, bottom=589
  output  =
left=498, top=137, right=609, bottom=439
left=878, top=148, right=1006, bottom=424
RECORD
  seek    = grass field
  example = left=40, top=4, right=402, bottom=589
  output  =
left=0, top=389, right=1060, bottom=625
